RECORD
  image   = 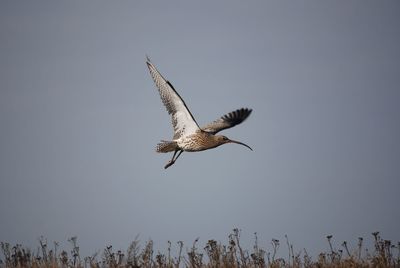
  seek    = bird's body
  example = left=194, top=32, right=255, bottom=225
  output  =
left=177, top=132, right=225, bottom=152
left=146, top=57, right=252, bottom=169
left=158, top=131, right=231, bottom=153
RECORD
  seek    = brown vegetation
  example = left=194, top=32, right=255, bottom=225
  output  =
left=1, top=229, right=399, bottom=267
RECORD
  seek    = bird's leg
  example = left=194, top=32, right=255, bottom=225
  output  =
left=164, top=150, right=183, bottom=169
left=164, top=150, right=178, bottom=169
left=174, top=150, right=183, bottom=162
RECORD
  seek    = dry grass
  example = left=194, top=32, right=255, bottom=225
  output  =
left=1, top=229, right=399, bottom=267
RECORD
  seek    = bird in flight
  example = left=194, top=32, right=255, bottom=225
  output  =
left=146, top=57, right=253, bottom=169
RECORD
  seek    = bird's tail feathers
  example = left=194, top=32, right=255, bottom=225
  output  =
left=156, top=140, right=177, bottom=153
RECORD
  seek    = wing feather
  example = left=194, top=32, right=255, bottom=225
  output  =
left=146, top=58, right=200, bottom=139
left=202, top=108, right=252, bottom=134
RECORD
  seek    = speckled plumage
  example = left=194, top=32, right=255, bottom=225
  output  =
left=146, top=57, right=253, bottom=169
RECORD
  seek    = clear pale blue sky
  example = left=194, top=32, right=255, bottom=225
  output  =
left=1, top=1, right=399, bottom=258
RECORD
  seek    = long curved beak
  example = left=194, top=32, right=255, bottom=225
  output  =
left=228, top=139, right=253, bottom=151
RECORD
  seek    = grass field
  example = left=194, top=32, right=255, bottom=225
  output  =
left=1, top=229, right=399, bottom=267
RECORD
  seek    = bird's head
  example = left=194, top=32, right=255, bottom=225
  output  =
left=216, top=135, right=253, bottom=151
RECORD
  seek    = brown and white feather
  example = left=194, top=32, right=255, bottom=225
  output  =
left=201, top=108, right=252, bottom=134
left=177, top=131, right=220, bottom=152
left=146, top=58, right=201, bottom=139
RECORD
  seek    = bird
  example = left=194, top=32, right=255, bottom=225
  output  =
left=146, top=56, right=253, bottom=169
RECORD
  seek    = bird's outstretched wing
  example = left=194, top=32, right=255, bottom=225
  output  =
left=146, top=57, right=201, bottom=139
left=201, top=108, right=252, bottom=134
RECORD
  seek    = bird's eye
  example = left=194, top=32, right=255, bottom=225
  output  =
left=223, top=136, right=228, bottom=140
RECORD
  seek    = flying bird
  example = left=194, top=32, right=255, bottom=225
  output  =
left=146, top=57, right=253, bottom=169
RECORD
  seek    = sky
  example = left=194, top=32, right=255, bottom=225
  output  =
left=1, top=1, right=399, bottom=259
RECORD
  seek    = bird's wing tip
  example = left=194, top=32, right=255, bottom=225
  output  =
left=145, top=54, right=151, bottom=64
left=242, top=107, right=253, bottom=117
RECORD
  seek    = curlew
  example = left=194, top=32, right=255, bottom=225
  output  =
left=146, top=57, right=253, bottom=169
